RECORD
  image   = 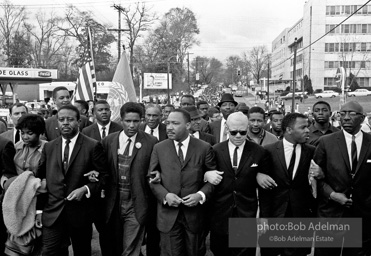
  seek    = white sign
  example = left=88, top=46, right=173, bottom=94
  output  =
left=0, top=67, right=58, bottom=79
left=143, top=73, right=172, bottom=90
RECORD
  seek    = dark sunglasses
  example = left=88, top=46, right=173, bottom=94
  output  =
left=229, top=130, right=248, bottom=136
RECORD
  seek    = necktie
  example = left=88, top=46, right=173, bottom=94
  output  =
left=178, top=142, right=184, bottom=166
left=233, top=146, right=239, bottom=168
left=287, top=144, right=296, bottom=179
left=123, top=138, right=132, bottom=156
left=351, top=135, right=357, bottom=174
left=63, top=139, right=71, bottom=172
left=150, top=129, right=154, bottom=136
left=15, top=129, right=20, bottom=143
left=102, top=126, right=106, bottom=139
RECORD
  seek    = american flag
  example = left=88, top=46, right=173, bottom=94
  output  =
left=74, top=61, right=96, bottom=101
left=73, top=27, right=96, bottom=101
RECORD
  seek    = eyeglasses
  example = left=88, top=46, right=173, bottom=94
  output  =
left=229, top=130, right=248, bottom=136
left=339, top=111, right=363, bottom=118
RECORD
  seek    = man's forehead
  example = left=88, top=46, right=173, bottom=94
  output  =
left=340, top=101, right=363, bottom=113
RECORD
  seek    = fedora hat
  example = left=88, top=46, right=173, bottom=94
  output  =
left=183, top=106, right=202, bottom=119
left=218, top=93, right=238, bottom=107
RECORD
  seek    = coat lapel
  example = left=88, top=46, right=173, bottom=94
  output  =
left=55, top=137, right=63, bottom=171
left=66, top=134, right=83, bottom=173
left=355, top=132, right=371, bottom=174
left=219, top=141, right=234, bottom=173
left=93, top=124, right=101, bottom=140
left=130, top=131, right=143, bottom=164
left=111, top=132, right=120, bottom=173
left=236, top=141, right=252, bottom=175
left=293, top=144, right=310, bottom=180
left=276, top=141, right=289, bottom=179
left=183, top=137, right=196, bottom=168
left=337, top=132, right=351, bottom=172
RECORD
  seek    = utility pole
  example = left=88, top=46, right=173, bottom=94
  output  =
left=187, top=52, right=193, bottom=91
left=292, top=38, right=298, bottom=113
left=108, top=4, right=129, bottom=62
left=267, top=55, right=270, bottom=103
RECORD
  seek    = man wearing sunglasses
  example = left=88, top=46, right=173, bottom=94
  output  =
left=313, top=101, right=371, bottom=255
left=206, top=112, right=269, bottom=256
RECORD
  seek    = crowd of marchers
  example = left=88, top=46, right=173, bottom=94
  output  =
left=0, top=86, right=370, bottom=256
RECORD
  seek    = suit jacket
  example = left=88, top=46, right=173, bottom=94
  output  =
left=102, top=130, right=158, bottom=225
left=0, top=136, right=17, bottom=185
left=259, top=141, right=316, bottom=218
left=209, top=140, right=269, bottom=235
left=198, top=131, right=216, bottom=146
left=314, top=131, right=371, bottom=219
left=38, top=133, right=108, bottom=228
left=149, top=137, right=216, bottom=233
left=82, top=121, right=122, bottom=142
left=139, top=123, right=167, bottom=142
left=200, top=118, right=210, bottom=133
left=0, top=129, right=13, bottom=143
left=45, top=115, right=91, bottom=141
left=209, top=120, right=222, bottom=143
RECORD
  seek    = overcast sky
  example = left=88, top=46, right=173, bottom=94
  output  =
left=16, top=0, right=307, bottom=61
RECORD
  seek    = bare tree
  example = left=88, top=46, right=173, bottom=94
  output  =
left=0, top=0, right=26, bottom=66
left=24, top=11, right=67, bottom=68
left=245, top=45, right=269, bottom=84
left=121, top=2, right=157, bottom=74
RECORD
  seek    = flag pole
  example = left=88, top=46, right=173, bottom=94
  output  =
left=87, top=26, right=97, bottom=101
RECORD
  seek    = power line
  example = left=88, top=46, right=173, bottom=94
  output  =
left=271, top=0, right=371, bottom=69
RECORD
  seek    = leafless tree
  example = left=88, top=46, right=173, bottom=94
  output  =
left=0, top=0, right=26, bottom=66
left=24, top=11, right=67, bottom=68
left=244, top=45, right=269, bottom=84
left=121, top=2, right=157, bottom=75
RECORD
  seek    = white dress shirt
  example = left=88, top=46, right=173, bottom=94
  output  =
left=343, top=130, right=362, bottom=169
left=219, top=118, right=228, bottom=142
left=228, top=140, right=246, bottom=168
left=283, top=138, right=302, bottom=179
left=118, top=132, right=138, bottom=156
left=192, top=131, right=200, bottom=139
left=145, top=124, right=159, bottom=140
left=170, top=135, right=206, bottom=204
left=61, top=133, right=90, bottom=197
left=97, top=122, right=111, bottom=139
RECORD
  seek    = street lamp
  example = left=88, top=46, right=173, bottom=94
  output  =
left=167, top=55, right=178, bottom=104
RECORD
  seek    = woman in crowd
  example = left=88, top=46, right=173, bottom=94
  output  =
left=3, top=114, right=47, bottom=256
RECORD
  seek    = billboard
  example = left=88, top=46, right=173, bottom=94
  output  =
left=143, top=73, right=172, bottom=90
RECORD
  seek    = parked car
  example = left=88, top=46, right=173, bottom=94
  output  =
left=234, top=90, right=245, bottom=97
left=347, top=89, right=371, bottom=97
left=281, top=92, right=308, bottom=101
left=314, top=90, right=339, bottom=98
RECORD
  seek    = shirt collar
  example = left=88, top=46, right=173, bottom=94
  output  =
left=97, top=121, right=111, bottom=130
left=283, top=138, right=296, bottom=148
left=228, top=139, right=246, bottom=151
left=120, top=131, right=138, bottom=143
left=343, top=129, right=362, bottom=140
left=62, top=132, right=79, bottom=144
left=173, top=135, right=191, bottom=148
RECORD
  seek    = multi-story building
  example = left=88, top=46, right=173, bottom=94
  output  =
left=271, top=0, right=371, bottom=91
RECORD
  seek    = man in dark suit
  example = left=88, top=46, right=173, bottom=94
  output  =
left=314, top=101, right=371, bottom=256
left=259, top=113, right=316, bottom=256
left=98, top=102, right=157, bottom=256
left=0, top=137, right=17, bottom=254
left=0, top=103, right=28, bottom=143
left=209, top=93, right=237, bottom=143
left=139, top=104, right=167, bottom=141
left=149, top=108, right=216, bottom=256
left=202, top=112, right=269, bottom=256
left=45, top=86, right=90, bottom=141
left=184, top=106, right=216, bottom=145
left=82, top=100, right=122, bottom=141
left=38, top=105, right=108, bottom=256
